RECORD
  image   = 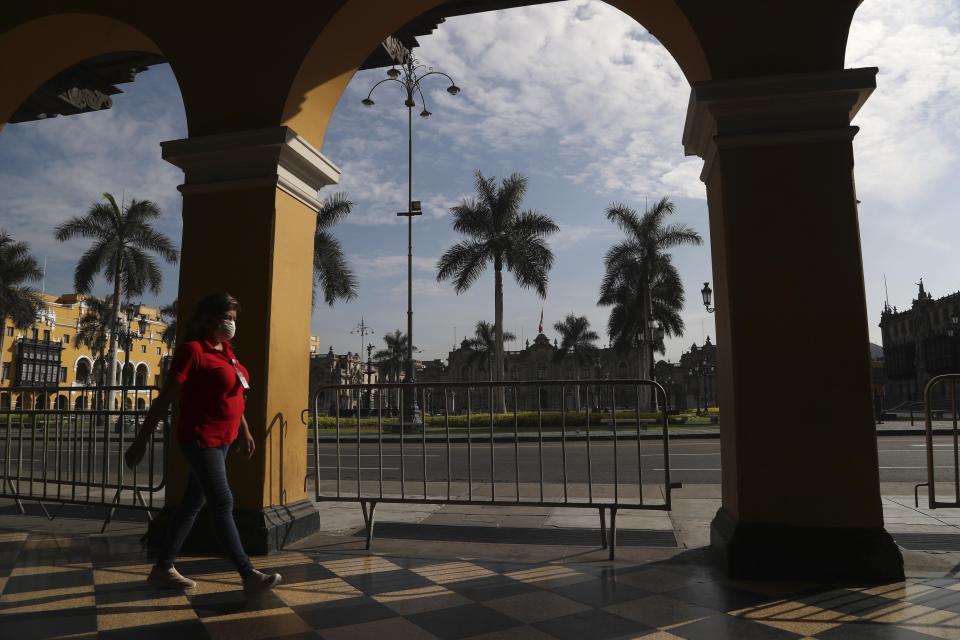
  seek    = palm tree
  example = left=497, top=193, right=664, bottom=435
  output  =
left=603, top=256, right=685, bottom=355
left=76, top=296, right=113, bottom=385
left=0, top=231, right=44, bottom=378
left=314, top=192, right=358, bottom=307
left=55, top=193, right=179, bottom=398
left=159, top=299, right=177, bottom=348
left=374, top=330, right=412, bottom=414
left=467, top=321, right=516, bottom=380
left=598, top=198, right=702, bottom=396
left=436, top=171, right=559, bottom=411
left=553, top=314, right=600, bottom=412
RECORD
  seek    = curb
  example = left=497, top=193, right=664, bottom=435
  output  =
left=315, top=431, right=719, bottom=444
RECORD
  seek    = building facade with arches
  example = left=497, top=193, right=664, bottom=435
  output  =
left=0, top=293, right=173, bottom=411
left=0, top=0, right=901, bottom=579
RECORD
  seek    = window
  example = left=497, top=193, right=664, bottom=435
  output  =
left=63, top=334, right=70, bottom=345
left=141, top=344, right=146, bottom=353
left=59, top=367, right=67, bottom=382
left=1, top=363, right=8, bottom=380
left=156, top=347, right=162, bottom=355
left=536, top=365, right=547, bottom=380
left=30, top=328, right=38, bottom=340
left=5, top=327, right=11, bottom=337
left=43, top=329, right=50, bottom=342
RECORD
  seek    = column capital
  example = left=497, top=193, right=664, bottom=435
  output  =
left=683, top=68, right=877, bottom=180
left=161, top=126, right=341, bottom=210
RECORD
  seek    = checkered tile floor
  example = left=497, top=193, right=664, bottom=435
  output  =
left=2, top=531, right=960, bottom=639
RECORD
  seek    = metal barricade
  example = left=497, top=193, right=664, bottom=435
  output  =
left=915, top=374, right=960, bottom=508
left=0, top=385, right=168, bottom=531
left=310, top=379, right=677, bottom=559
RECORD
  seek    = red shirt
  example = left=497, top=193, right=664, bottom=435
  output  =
left=168, top=339, right=249, bottom=447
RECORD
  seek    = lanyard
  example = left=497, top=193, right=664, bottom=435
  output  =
left=230, top=357, right=250, bottom=396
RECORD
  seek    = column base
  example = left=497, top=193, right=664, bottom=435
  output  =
left=710, top=507, right=904, bottom=582
left=145, top=498, right=320, bottom=556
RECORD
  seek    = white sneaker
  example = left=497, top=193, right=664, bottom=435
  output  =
left=243, top=569, right=281, bottom=594
left=147, top=565, right=197, bottom=591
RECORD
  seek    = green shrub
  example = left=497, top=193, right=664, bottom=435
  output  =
left=309, top=409, right=665, bottom=431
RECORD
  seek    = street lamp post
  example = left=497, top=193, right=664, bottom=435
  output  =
left=120, top=303, right=147, bottom=409
left=688, top=359, right=709, bottom=416
left=643, top=321, right=665, bottom=410
left=365, top=343, right=374, bottom=411
left=948, top=314, right=959, bottom=370
left=351, top=317, right=374, bottom=413
left=363, top=55, right=460, bottom=427
left=702, top=282, right=716, bottom=314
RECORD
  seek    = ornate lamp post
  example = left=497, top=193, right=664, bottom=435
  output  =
left=362, top=55, right=460, bottom=426
left=351, top=317, right=374, bottom=413
left=118, top=303, right=148, bottom=415
left=702, top=282, right=715, bottom=314
left=644, top=321, right=665, bottom=409
left=365, top=342, right=374, bottom=411
left=948, top=313, right=959, bottom=371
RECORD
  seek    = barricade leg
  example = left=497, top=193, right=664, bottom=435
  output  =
left=599, top=508, right=607, bottom=549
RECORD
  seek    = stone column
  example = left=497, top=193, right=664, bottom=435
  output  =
left=147, top=126, right=339, bottom=554
left=684, top=68, right=904, bottom=580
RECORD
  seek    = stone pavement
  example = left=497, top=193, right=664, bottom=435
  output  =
left=2, top=487, right=960, bottom=638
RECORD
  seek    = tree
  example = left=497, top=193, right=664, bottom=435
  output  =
left=55, top=193, right=179, bottom=401
left=603, top=256, right=685, bottom=355
left=467, top=320, right=516, bottom=379
left=314, top=192, right=358, bottom=307
left=374, top=330, right=413, bottom=413
left=76, top=296, right=113, bottom=385
left=553, top=314, right=600, bottom=412
left=598, top=198, right=701, bottom=400
left=437, top=171, right=559, bottom=411
left=0, top=231, right=44, bottom=380
left=159, top=299, right=177, bottom=348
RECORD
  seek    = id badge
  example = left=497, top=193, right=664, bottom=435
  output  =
left=232, top=359, right=251, bottom=390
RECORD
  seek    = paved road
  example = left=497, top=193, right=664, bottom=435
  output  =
left=312, top=435, right=960, bottom=486
left=3, top=435, right=959, bottom=490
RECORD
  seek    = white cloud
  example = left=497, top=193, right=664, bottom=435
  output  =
left=0, top=68, right=186, bottom=302
left=419, top=1, right=701, bottom=201
left=389, top=276, right=452, bottom=299
left=552, top=223, right=616, bottom=250
left=354, top=255, right=438, bottom=279
left=848, top=2, right=960, bottom=206
left=326, top=1, right=702, bottom=209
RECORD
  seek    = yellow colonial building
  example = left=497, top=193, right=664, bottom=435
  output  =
left=0, top=293, right=172, bottom=411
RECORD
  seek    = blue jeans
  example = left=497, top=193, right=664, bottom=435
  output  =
left=157, top=442, right=254, bottom=576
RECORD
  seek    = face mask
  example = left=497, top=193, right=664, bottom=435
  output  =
left=216, top=319, right=236, bottom=341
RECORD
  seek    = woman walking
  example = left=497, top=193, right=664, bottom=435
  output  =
left=125, top=292, right=280, bottom=593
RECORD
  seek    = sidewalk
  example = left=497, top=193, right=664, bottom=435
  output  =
left=2, top=488, right=960, bottom=639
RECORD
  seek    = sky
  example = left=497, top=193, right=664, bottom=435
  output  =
left=0, top=0, right=957, bottom=363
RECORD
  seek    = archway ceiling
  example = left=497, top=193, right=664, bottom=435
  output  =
left=10, top=51, right=164, bottom=124
left=364, top=0, right=565, bottom=67
left=11, top=1, right=562, bottom=124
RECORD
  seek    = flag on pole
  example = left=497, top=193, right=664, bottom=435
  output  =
left=538, top=309, right=544, bottom=334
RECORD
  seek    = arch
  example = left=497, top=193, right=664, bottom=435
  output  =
left=74, top=395, right=88, bottom=411
left=119, top=361, right=136, bottom=386
left=136, top=397, right=147, bottom=411
left=281, top=0, right=710, bottom=150
left=75, top=357, right=92, bottom=386
left=92, top=358, right=106, bottom=386
left=56, top=394, right=68, bottom=410
left=135, top=362, right=149, bottom=386
left=0, top=391, right=9, bottom=410
left=0, top=14, right=165, bottom=128
left=13, top=394, right=22, bottom=410
left=34, top=393, right=47, bottom=410
left=123, top=396, right=134, bottom=410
